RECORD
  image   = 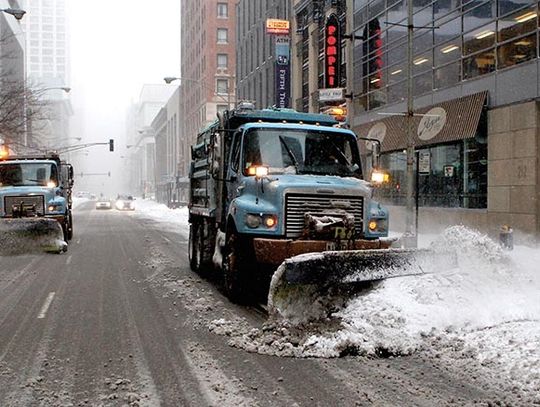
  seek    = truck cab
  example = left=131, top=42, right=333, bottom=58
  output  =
left=188, top=106, right=390, bottom=302
left=0, top=153, right=74, bottom=241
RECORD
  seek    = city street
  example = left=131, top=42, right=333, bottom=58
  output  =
left=0, top=201, right=528, bottom=406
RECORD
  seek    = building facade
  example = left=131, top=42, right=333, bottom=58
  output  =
left=349, top=0, right=540, bottom=239
left=291, top=0, right=348, bottom=113
left=20, top=0, right=71, bottom=149
left=151, top=86, right=186, bottom=206
left=125, top=84, right=176, bottom=197
left=236, top=0, right=290, bottom=109
left=179, top=0, right=238, bottom=181
left=0, top=0, right=25, bottom=147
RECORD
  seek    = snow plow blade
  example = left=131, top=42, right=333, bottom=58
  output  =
left=0, top=218, right=67, bottom=256
left=281, top=248, right=454, bottom=285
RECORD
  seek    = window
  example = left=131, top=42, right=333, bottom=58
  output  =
left=217, top=3, right=228, bottom=18
left=216, top=79, right=229, bottom=94
left=377, top=138, right=487, bottom=209
left=217, top=28, right=228, bottom=44
left=217, top=53, right=228, bottom=68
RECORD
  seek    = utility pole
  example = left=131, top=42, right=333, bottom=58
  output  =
left=402, top=0, right=417, bottom=248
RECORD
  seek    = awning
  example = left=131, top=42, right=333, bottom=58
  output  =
left=354, top=91, right=488, bottom=152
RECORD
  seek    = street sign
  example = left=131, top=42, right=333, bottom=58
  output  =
left=319, top=88, right=345, bottom=102
left=418, top=151, right=431, bottom=174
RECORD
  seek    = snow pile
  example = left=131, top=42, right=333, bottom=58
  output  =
left=130, top=199, right=189, bottom=235
left=226, top=226, right=540, bottom=398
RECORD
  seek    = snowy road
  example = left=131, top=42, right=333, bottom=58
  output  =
left=0, top=200, right=534, bottom=406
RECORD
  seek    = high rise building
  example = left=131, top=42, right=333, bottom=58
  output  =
left=236, top=0, right=290, bottom=109
left=179, top=0, right=238, bottom=178
left=20, top=0, right=71, bottom=149
left=0, top=0, right=26, bottom=147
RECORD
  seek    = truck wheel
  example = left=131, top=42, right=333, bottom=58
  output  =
left=61, top=216, right=69, bottom=242
left=189, top=223, right=202, bottom=272
left=223, top=230, right=254, bottom=304
left=66, top=212, right=73, bottom=240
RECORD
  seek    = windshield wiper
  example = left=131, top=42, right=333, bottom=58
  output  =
left=279, top=136, right=302, bottom=174
left=329, top=140, right=360, bottom=174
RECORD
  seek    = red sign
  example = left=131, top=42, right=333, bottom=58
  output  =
left=325, top=15, right=341, bottom=88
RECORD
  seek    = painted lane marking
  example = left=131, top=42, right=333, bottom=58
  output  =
left=76, top=239, right=81, bottom=244
left=162, top=236, right=171, bottom=244
left=37, top=292, right=56, bottom=319
left=66, top=255, right=72, bottom=265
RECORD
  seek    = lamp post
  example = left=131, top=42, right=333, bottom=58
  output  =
left=1, top=8, right=26, bottom=20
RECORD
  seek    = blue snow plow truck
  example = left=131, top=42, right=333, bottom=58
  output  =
left=0, top=151, right=74, bottom=255
left=188, top=104, right=415, bottom=303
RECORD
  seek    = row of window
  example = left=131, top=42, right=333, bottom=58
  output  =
left=352, top=1, right=540, bottom=110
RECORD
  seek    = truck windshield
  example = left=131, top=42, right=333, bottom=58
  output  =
left=0, top=162, right=58, bottom=187
left=242, top=128, right=362, bottom=177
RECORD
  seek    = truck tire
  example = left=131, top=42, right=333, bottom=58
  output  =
left=223, top=230, right=255, bottom=304
left=61, top=213, right=72, bottom=242
left=189, top=223, right=202, bottom=272
left=66, top=212, right=73, bottom=240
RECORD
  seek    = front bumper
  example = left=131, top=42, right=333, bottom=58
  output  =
left=253, top=237, right=395, bottom=266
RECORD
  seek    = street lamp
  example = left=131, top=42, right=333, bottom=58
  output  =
left=1, top=8, right=26, bottom=20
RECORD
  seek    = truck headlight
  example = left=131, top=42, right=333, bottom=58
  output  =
left=368, top=219, right=387, bottom=232
left=263, top=215, right=277, bottom=228
left=245, top=214, right=261, bottom=228
left=48, top=204, right=62, bottom=212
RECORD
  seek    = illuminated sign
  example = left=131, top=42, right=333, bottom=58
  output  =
left=266, top=19, right=290, bottom=35
left=325, top=14, right=341, bottom=88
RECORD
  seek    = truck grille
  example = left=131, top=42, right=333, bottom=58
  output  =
left=285, top=193, right=364, bottom=238
left=4, top=195, right=45, bottom=216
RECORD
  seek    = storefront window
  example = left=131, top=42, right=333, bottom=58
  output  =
left=376, top=138, right=487, bottom=209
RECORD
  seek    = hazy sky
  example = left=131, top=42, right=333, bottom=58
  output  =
left=67, top=0, right=180, bottom=192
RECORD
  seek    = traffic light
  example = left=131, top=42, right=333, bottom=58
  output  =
left=109, top=139, right=114, bottom=152
left=363, top=19, right=383, bottom=89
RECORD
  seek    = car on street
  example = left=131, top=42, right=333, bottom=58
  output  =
left=115, top=195, right=135, bottom=211
left=95, top=197, right=112, bottom=210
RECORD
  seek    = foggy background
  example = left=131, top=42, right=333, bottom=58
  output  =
left=68, top=0, right=180, bottom=197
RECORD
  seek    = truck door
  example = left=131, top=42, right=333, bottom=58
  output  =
left=226, top=131, right=242, bottom=205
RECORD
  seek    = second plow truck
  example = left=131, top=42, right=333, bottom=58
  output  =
left=188, top=103, right=424, bottom=304
left=0, top=150, right=74, bottom=255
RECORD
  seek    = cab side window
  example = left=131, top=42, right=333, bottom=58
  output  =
left=230, top=132, right=242, bottom=172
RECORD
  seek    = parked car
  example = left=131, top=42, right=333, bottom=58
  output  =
left=95, top=197, right=112, bottom=210
left=115, top=195, right=135, bottom=211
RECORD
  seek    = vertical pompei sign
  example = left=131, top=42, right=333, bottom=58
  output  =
left=325, top=14, right=341, bottom=88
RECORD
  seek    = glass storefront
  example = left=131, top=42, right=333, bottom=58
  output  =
left=375, top=136, right=487, bottom=209
left=353, top=0, right=539, bottom=110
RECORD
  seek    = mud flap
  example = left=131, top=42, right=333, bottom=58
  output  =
left=0, top=218, right=67, bottom=256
